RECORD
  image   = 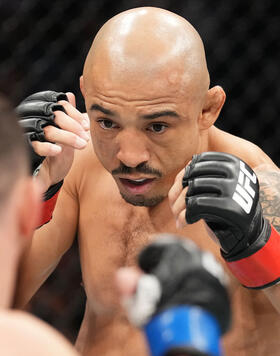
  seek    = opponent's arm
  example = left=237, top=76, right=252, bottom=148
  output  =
left=14, top=91, right=88, bottom=307
left=118, top=234, right=231, bottom=356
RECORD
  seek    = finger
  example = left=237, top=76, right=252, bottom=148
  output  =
left=43, top=125, right=88, bottom=149
left=168, top=167, right=187, bottom=205
left=57, top=99, right=90, bottom=130
left=175, top=166, right=186, bottom=182
left=170, top=187, right=188, bottom=218
left=168, top=180, right=183, bottom=207
left=82, top=113, right=91, bottom=131
left=66, top=92, right=76, bottom=107
left=176, top=208, right=188, bottom=229
left=31, top=141, right=62, bottom=157
left=53, top=110, right=90, bottom=142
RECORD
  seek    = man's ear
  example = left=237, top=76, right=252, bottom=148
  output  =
left=80, top=75, right=85, bottom=98
left=198, top=86, right=226, bottom=130
left=18, top=178, right=42, bottom=239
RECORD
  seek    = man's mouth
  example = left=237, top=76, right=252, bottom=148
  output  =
left=119, top=177, right=155, bottom=194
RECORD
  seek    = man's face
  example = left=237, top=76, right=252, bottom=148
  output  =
left=84, top=66, right=203, bottom=207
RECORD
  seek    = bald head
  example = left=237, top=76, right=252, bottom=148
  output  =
left=83, top=7, right=209, bottom=100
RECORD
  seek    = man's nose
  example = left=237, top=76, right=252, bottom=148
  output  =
left=116, top=129, right=150, bottom=168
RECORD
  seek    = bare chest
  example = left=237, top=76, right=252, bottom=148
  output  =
left=78, top=185, right=225, bottom=314
left=75, top=170, right=280, bottom=356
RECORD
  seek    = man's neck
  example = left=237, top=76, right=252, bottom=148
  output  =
left=147, top=196, right=175, bottom=230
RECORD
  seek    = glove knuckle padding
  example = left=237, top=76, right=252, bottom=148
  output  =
left=139, top=235, right=231, bottom=334
left=24, top=90, right=68, bottom=103
left=17, top=101, right=65, bottom=128
left=16, top=91, right=68, bottom=173
left=187, top=177, right=226, bottom=197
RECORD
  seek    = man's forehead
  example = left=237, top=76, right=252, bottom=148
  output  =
left=84, top=46, right=196, bottom=99
left=84, top=79, right=196, bottom=121
left=84, top=62, right=191, bottom=104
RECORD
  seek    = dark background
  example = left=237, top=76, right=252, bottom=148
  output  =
left=1, top=0, right=279, bottom=342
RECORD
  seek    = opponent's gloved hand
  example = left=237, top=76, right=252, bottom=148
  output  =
left=182, top=152, right=280, bottom=289
left=15, top=90, right=89, bottom=227
left=123, top=234, right=231, bottom=356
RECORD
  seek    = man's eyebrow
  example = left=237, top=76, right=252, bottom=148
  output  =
left=90, top=104, right=116, bottom=116
left=141, top=111, right=179, bottom=120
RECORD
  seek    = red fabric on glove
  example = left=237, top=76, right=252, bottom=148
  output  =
left=226, top=225, right=280, bottom=288
left=37, top=190, right=60, bottom=228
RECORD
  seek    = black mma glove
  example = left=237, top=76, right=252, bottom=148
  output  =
left=15, top=90, right=68, bottom=174
left=16, top=91, right=67, bottom=227
left=183, top=152, right=280, bottom=289
left=124, top=234, right=231, bottom=356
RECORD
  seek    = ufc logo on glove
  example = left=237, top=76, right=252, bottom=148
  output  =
left=232, top=161, right=257, bottom=214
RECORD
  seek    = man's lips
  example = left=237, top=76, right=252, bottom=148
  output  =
left=119, top=177, right=155, bottom=194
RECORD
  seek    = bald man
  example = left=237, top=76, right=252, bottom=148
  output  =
left=0, top=96, right=79, bottom=356
left=15, top=7, right=280, bottom=356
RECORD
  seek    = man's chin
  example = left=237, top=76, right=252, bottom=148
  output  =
left=120, top=192, right=164, bottom=207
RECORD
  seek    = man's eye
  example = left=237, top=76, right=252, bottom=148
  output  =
left=148, top=123, right=167, bottom=133
left=98, top=119, right=118, bottom=130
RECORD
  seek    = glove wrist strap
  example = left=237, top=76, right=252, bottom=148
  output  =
left=37, top=180, right=63, bottom=228
left=144, top=305, right=222, bottom=356
left=225, top=224, right=280, bottom=289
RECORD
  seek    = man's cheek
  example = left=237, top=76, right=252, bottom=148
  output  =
left=93, top=135, right=110, bottom=154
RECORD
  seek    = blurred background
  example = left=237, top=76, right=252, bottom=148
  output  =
left=1, top=0, right=279, bottom=343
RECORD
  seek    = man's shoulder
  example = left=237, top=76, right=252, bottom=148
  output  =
left=74, top=139, right=102, bottom=172
left=210, top=126, right=278, bottom=170
left=0, top=310, right=78, bottom=356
